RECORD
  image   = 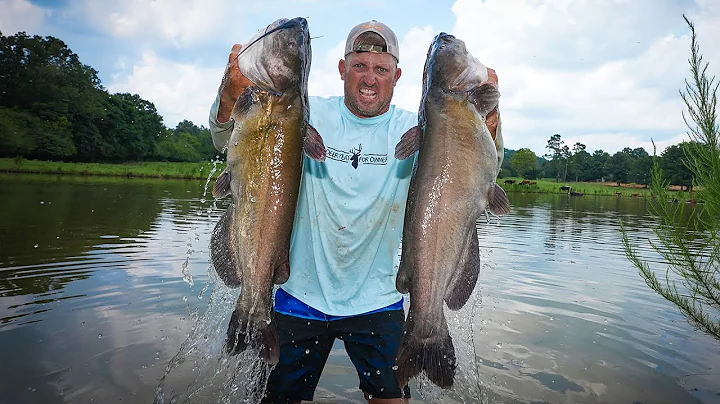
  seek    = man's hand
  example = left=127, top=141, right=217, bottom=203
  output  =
left=484, top=67, right=500, bottom=140
left=217, top=44, right=254, bottom=123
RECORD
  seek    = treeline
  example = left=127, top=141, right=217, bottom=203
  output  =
left=501, top=134, right=697, bottom=190
left=0, top=31, right=216, bottom=163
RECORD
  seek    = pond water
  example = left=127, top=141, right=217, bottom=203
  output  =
left=0, top=173, right=718, bottom=404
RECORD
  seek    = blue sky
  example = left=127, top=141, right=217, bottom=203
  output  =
left=2, top=0, right=719, bottom=157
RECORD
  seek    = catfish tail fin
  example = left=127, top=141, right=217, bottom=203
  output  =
left=394, top=312, right=457, bottom=389
left=225, top=309, right=280, bottom=365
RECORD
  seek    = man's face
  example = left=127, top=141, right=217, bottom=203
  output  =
left=339, top=51, right=402, bottom=118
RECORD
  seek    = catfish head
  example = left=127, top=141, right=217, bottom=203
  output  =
left=238, top=17, right=311, bottom=95
left=424, top=32, right=490, bottom=94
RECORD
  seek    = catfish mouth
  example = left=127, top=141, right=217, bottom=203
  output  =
left=237, top=17, right=310, bottom=95
left=426, top=32, right=480, bottom=93
left=239, top=17, right=309, bottom=58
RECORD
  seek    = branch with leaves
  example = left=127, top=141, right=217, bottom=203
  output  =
left=621, top=14, right=720, bottom=342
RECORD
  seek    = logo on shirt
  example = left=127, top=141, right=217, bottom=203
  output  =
left=326, top=143, right=388, bottom=169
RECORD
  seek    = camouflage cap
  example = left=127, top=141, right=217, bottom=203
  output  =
left=344, top=20, right=400, bottom=62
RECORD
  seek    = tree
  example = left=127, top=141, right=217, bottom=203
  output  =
left=606, top=148, right=633, bottom=186
left=587, top=149, right=610, bottom=182
left=0, top=31, right=167, bottom=162
left=568, top=142, right=592, bottom=181
left=544, top=134, right=571, bottom=181
left=660, top=143, right=696, bottom=191
left=621, top=15, right=720, bottom=342
left=510, top=148, right=538, bottom=179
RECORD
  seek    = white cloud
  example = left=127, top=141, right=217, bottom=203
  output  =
left=75, top=0, right=241, bottom=47
left=108, top=50, right=224, bottom=128
left=449, top=0, right=719, bottom=156
left=392, top=25, right=437, bottom=114
left=0, top=0, right=49, bottom=35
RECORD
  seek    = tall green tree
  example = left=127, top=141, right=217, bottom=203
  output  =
left=587, top=150, right=610, bottom=182
left=544, top=134, right=571, bottom=181
left=510, top=148, right=538, bottom=179
left=622, top=15, right=720, bottom=342
left=627, top=147, right=652, bottom=186
left=606, top=148, right=633, bottom=186
left=660, top=143, right=696, bottom=191
left=0, top=31, right=167, bottom=162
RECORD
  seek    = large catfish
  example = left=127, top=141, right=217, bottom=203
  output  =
left=209, top=17, right=324, bottom=365
left=393, top=32, right=510, bottom=389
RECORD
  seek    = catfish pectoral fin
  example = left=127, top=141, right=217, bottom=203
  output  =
left=210, top=205, right=242, bottom=287
left=488, top=183, right=510, bottom=216
left=394, top=315, right=457, bottom=389
left=303, top=124, right=327, bottom=162
left=467, top=82, right=500, bottom=116
left=394, top=125, right=421, bottom=160
left=212, top=169, right=232, bottom=199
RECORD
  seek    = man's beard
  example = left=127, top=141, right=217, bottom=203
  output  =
left=344, top=85, right=394, bottom=118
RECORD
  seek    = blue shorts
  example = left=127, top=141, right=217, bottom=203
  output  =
left=262, top=289, right=411, bottom=403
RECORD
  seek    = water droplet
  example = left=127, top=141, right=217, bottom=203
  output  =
left=392, top=365, right=398, bottom=370
left=496, top=342, right=503, bottom=349
left=97, top=334, right=102, bottom=338
left=305, top=349, right=310, bottom=354
left=33, top=244, right=38, bottom=248
left=376, top=369, right=381, bottom=375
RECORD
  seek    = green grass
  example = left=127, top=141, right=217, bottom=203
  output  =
left=0, top=157, right=226, bottom=180
left=0, top=159, right=695, bottom=202
left=497, top=177, right=691, bottom=200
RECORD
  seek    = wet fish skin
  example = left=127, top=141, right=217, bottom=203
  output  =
left=209, top=17, right=317, bottom=365
left=393, top=32, right=510, bottom=389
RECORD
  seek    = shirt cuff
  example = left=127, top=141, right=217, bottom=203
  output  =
left=208, top=91, right=234, bottom=152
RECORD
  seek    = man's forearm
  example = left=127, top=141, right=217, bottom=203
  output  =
left=209, top=91, right=235, bottom=152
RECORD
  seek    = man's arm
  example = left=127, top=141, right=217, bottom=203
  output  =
left=485, top=67, right=500, bottom=141
left=209, top=44, right=254, bottom=152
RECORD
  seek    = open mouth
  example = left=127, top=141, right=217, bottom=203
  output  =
left=359, top=87, right=377, bottom=100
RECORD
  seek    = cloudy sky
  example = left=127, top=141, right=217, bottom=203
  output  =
left=2, top=0, right=718, bottom=157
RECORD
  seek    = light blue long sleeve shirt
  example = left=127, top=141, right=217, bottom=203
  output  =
left=209, top=93, right=418, bottom=316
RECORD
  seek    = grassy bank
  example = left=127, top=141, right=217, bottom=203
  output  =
left=0, top=157, right=226, bottom=180
left=0, top=159, right=696, bottom=201
left=498, top=177, right=693, bottom=200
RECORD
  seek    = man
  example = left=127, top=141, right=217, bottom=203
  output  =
left=209, top=20, right=499, bottom=403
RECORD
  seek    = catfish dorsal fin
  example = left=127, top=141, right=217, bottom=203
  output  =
left=394, top=125, right=421, bottom=160
left=468, top=82, right=500, bottom=117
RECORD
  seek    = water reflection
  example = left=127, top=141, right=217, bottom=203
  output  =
left=0, top=174, right=718, bottom=404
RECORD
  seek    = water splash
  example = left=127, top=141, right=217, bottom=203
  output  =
left=156, top=158, right=275, bottom=404
left=411, top=263, right=488, bottom=403
left=155, top=270, right=276, bottom=404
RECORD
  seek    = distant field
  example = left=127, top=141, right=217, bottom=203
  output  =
left=0, top=159, right=695, bottom=201
left=497, top=177, right=691, bottom=200
left=0, top=158, right=225, bottom=180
